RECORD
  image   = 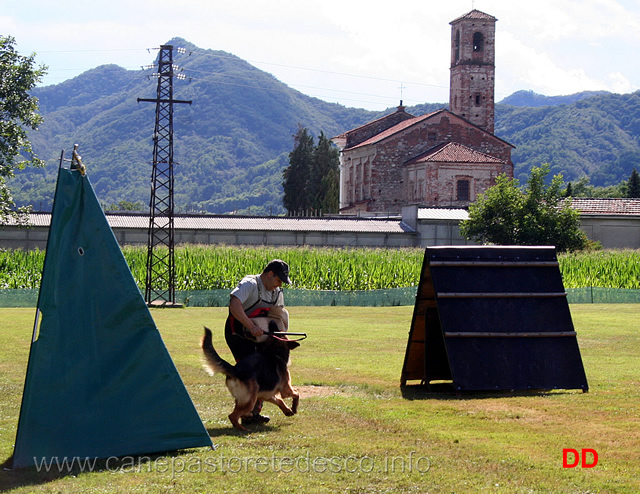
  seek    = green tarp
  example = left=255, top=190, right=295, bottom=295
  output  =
left=12, top=167, right=212, bottom=469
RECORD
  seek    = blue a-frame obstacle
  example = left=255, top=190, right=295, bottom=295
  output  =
left=401, top=246, right=589, bottom=392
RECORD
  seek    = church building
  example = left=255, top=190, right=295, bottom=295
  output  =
left=333, top=9, right=514, bottom=214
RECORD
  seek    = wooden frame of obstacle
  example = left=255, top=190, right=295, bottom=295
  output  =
left=401, top=246, right=589, bottom=392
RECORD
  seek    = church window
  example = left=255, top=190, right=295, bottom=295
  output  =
left=475, top=94, right=481, bottom=106
left=473, top=32, right=484, bottom=52
left=457, top=180, right=470, bottom=201
left=455, top=30, right=460, bottom=62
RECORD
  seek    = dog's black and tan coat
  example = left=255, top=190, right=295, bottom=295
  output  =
left=201, top=322, right=300, bottom=431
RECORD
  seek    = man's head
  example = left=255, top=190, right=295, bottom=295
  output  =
left=264, top=259, right=291, bottom=284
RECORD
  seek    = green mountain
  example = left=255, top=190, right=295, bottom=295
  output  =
left=497, top=92, right=640, bottom=184
left=10, top=38, right=640, bottom=213
left=498, top=89, right=609, bottom=107
left=13, top=38, right=384, bottom=214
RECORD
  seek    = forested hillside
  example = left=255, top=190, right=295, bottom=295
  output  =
left=9, top=37, right=640, bottom=214
left=496, top=91, right=640, bottom=185
left=12, top=38, right=382, bottom=214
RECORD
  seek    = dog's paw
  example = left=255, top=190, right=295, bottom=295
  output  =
left=229, top=414, right=249, bottom=431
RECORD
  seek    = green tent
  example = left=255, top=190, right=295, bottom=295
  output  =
left=12, top=167, right=212, bottom=469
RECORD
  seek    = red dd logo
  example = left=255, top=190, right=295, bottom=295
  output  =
left=563, top=448, right=598, bottom=468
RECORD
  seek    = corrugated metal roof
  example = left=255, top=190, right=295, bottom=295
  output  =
left=171, top=215, right=414, bottom=233
left=7, top=200, right=639, bottom=234
left=25, top=212, right=51, bottom=227
left=13, top=213, right=415, bottom=234
left=417, top=208, right=470, bottom=221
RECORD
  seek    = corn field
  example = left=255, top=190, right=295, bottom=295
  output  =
left=558, top=249, right=640, bottom=289
left=1, top=245, right=639, bottom=291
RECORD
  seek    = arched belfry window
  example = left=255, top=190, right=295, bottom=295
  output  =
left=473, top=32, right=484, bottom=52
left=455, top=30, right=460, bottom=62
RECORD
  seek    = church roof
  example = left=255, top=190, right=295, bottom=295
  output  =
left=346, top=110, right=445, bottom=150
left=405, top=142, right=507, bottom=165
left=406, top=142, right=506, bottom=165
left=343, top=109, right=513, bottom=152
left=450, top=9, right=497, bottom=24
left=333, top=107, right=414, bottom=140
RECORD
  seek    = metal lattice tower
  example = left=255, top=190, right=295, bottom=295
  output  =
left=138, top=45, right=191, bottom=305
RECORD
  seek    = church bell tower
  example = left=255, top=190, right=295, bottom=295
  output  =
left=449, top=10, right=497, bottom=133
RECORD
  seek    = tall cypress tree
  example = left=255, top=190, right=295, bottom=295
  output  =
left=282, top=126, right=314, bottom=213
left=626, top=168, right=640, bottom=198
left=283, top=128, right=340, bottom=215
left=310, top=132, right=340, bottom=213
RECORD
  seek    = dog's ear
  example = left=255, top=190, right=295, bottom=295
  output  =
left=287, top=340, right=300, bottom=350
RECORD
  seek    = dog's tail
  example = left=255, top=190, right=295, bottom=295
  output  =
left=201, top=327, right=236, bottom=377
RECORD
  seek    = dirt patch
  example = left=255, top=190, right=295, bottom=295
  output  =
left=457, top=399, right=553, bottom=424
left=296, top=385, right=347, bottom=398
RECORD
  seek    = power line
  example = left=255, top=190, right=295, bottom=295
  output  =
left=173, top=66, right=434, bottom=107
left=32, top=46, right=452, bottom=108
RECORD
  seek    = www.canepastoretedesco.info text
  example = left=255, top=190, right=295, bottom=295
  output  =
left=33, top=452, right=431, bottom=475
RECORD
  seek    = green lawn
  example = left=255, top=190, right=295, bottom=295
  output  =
left=1, top=305, right=638, bottom=493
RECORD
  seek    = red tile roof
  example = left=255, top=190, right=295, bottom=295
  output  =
left=450, top=9, right=497, bottom=24
left=567, top=198, right=640, bottom=216
left=347, top=110, right=443, bottom=150
left=406, top=142, right=506, bottom=165
left=333, top=107, right=415, bottom=140
left=344, top=109, right=513, bottom=151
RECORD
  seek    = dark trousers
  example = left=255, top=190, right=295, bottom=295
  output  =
left=224, top=315, right=259, bottom=362
left=224, top=315, right=263, bottom=415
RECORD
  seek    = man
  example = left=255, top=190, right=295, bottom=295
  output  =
left=224, top=259, right=291, bottom=425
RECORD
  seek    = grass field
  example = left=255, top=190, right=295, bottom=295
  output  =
left=1, top=305, right=639, bottom=493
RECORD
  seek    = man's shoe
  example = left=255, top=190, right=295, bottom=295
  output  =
left=242, top=414, right=270, bottom=425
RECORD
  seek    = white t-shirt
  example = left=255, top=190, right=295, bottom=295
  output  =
left=230, top=275, right=284, bottom=317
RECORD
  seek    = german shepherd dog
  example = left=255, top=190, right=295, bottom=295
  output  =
left=201, top=322, right=300, bottom=431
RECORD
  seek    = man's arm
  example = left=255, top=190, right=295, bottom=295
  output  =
left=229, top=295, right=264, bottom=337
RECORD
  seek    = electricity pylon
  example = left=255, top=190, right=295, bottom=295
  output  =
left=138, top=45, right=191, bottom=306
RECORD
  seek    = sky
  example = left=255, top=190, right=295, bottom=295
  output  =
left=2, top=0, right=640, bottom=111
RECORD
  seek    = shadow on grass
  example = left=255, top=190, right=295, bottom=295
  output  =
left=206, top=421, right=283, bottom=438
left=400, top=384, right=578, bottom=401
left=0, top=448, right=213, bottom=492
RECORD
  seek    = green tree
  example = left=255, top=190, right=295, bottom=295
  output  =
left=564, top=182, right=573, bottom=197
left=105, top=200, right=145, bottom=211
left=319, top=167, right=339, bottom=213
left=282, top=126, right=313, bottom=213
left=626, top=168, right=640, bottom=198
left=283, top=128, right=340, bottom=215
left=460, top=164, right=588, bottom=252
left=310, top=131, right=340, bottom=213
left=567, top=175, right=627, bottom=198
left=0, top=36, right=46, bottom=224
